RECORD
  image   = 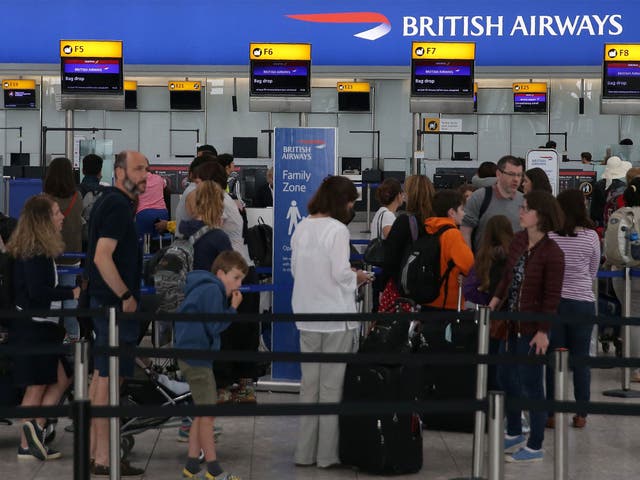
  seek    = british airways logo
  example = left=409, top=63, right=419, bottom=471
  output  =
left=286, top=12, right=392, bottom=41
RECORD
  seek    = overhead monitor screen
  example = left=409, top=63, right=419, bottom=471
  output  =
left=250, top=60, right=310, bottom=96
left=513, top=92, right=547, bottom=113
left=61, top=58, right=123, bottom=94
left=602, top=61, right=640, bottom=98
left=170, top=90, right=201, bottom=110
left=4, top=88, right=36, bottom=108
left=411, top=59, right=474, bottom=97
left=338, top=91, right=370, bottom=111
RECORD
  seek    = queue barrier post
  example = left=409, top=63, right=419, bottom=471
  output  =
left=487, top=391, right=505, bottom=480
left=108, top=307, right=120, bottom=480
left=73, top=340, right=90, bottom=480
left=471, top=306, right=490, bottom=478
left=554, top=349, right=569, bottom=480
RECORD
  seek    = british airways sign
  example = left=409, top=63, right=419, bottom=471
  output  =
left=0, top=1, right=636, bottom=67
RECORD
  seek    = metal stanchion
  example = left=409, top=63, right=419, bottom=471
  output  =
left=603, top=267, right=640, bottom=397
left=143, top=234, right=151, bottom=255
left=363, top=265, right=373, bottom=314
left=108, top=307, right=120, bottom=480
left=487, top=391, right=505, bottom=480
left=554, top=349, right=569, bottom=480
left=471, top=306, right=491, bottom=479
left=73, top=340, right=90, bottom=480
left=361, top=183, right=372, bottom=234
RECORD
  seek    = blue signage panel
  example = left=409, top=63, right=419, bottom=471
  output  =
left=0, top=1, right=639, bottom=67
left=272, top=127, right=337, bottom=380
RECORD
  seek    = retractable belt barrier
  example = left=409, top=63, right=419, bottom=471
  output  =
left=6, top=267, right=640, bottom=480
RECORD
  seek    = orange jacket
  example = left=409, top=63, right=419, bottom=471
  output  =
left=424, top=217, right=475, bottom=310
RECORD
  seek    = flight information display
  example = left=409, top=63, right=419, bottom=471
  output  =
left=250, top=60, right=310, bottom=96
left=3, top=79, right=36, bottom=108
left=249, top=43, right=311, bottom=97
left=411, top=59, right=474, bottom=96
left=514, top=92, right=547, bottom=112
left=61, top=58, right=122, bottom=93
left=603, top=61, right=640, bottom=97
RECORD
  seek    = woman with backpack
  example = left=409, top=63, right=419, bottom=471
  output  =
left=291, top=176, right=371, bottom=468
left=489, top=190, right=564, bottom=463
left=7, top=194, right=81, bottom=460
left=380, top=175, right=435, bottom=312
left=546, top=189, right=600, bottom=429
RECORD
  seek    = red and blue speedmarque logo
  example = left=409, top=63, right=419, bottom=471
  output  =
left=287, top=12, right=392, bottom=40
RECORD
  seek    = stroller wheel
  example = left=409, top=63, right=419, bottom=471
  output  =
left=121, top=435, right=135, bottom=459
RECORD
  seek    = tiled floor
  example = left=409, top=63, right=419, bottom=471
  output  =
left=1, top=367, right=640, bottom=480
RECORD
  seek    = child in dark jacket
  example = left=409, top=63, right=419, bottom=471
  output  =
left=175, top=250, right=248, bottom=480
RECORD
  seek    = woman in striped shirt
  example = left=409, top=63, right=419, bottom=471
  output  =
left=546, top=189, right=600, bottom=429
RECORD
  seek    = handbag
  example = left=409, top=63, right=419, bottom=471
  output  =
left=363, top=215, right=385, bottom=267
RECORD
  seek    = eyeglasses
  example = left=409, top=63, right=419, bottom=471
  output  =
left=499, top=169, right=524, bottom=179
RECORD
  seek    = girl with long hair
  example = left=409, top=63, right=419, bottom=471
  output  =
left=7, top=194, right=80, bottom=461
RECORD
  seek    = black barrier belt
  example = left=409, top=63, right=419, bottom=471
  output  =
left=569, top=355, right=640, bottom=369
left=0, top=307, right=106, bottom=319
left=93, top=346, right=548, bottom=367
left=0, top=344, right=72, bottom=356
left=508, top=398, right=640, bottom=417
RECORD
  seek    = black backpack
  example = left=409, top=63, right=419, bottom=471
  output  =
left=246, top=217, right=272, bottom=268
left=399, top=217, right=455, bottom=305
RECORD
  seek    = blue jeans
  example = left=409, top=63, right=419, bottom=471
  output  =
left=58, top=272, right=79, bottom=339
left=498, top=332, right=546, bottom=451
left=546, top=298, right=595, bottom=417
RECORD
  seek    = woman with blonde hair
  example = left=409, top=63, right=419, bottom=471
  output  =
left=180, top=180, right=232, bottom=271
left=380, top=174, right=435, bottom=311
left=7, top=194, right=80, bottom=461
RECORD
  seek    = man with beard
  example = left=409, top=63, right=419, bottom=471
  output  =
left=461, top=155, right=525, bottom=253
left=86, top=150, right=148, bottom=476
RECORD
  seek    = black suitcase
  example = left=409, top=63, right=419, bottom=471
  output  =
left=339, top=298, right=423, bottom=475
left=339, top=364, right=423, bottom=475
left=420, top=312, right=478, bottom=433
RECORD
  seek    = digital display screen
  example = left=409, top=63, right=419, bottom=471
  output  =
left=514, top=93, right=547, bottom=113
left=61, top=58, right=123, bottom=94
left=250, top=60, right=310, bottom=96
left=4, top=89, right=36, bottom=108
left=170, top=90, right=201, bottom=110
left=411, top=59, right=474, bottom=96
left=338, top=91, right=370, bottom=112
left=602, top=61, right=640, bottom=98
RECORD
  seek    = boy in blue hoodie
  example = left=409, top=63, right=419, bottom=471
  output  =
left=175, top=250, right=248, bottom=480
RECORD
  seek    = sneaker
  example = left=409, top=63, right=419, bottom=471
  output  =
left=506, top=447, right=544, bottom=463
left=17, top=446, right=38, bottom=460
left=182, top=467, right=201, bottom=478
left=17, top=446, right=61, bottom=460
left=23, top=420, right=47, bottom=461
left=205, top=472, right=241, bottom=480
left=217, top=388, right=233, bottom=404
left=572, top=415, right=587, bottom=428
left=90, top=460, right=144, bottom=477
left=504, top=434, right=526, bottom=453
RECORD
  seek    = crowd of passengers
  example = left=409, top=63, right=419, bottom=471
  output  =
left=1, top=147, right=636, bottom=475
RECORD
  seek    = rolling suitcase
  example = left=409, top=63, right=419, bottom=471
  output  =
left=339, top=298, right=423, bottom=475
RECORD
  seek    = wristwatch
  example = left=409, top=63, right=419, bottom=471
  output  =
left=120, top=290, right=132, bottom=301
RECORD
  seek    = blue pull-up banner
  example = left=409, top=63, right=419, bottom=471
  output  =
left=272, top=127, right=337, bottom=380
